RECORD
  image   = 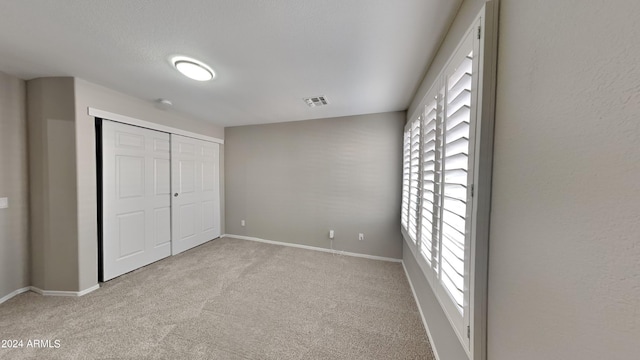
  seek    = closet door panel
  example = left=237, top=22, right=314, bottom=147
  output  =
left=171, top=135, right=220, bottom=254
left=102, top=121, right=171, bottom=281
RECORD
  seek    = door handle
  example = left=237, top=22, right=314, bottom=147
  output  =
left=174, top=193, right=179, bottom=197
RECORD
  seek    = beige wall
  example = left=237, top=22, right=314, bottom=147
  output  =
left=489, top=1, right=640, bottom=359
left=27, top=77, right=79, bottom=291
left=0, top=72, right=29, bottom=300
left=225, top=112, right=405, bottom=259
left=73, top=78, right=225, bottom=290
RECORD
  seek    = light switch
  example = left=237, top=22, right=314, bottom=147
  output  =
left=0, top=197, right=7, bottom=209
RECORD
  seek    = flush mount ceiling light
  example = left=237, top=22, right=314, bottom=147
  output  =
left=171, top=56, right=215, bottom=81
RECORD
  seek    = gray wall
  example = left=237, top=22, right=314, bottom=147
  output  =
left=0, top=72, right=29, bottom=300
left=27, top=77, right=79, bottom=291
left=405, top=0, right=640, bottom=359
left=489, top=1, right=640, bottom=359
left=225, top=112, right=405, bottom=259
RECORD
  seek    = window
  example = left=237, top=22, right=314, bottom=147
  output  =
left=400, top=8, right=496, bottom=358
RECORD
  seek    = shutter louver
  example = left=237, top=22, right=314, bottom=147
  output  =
left=420, top=100, right=438, bottom=267
left=440, top=50, right=474, bottom=313
left=408, top=119, right=421, bottom=242
left=401, top=130, right=411, bottom=230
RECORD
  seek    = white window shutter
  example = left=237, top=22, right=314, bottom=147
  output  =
left=420, top=99, right=439, bottom=268
left=440, top=49, right=475, bottom=314
left=401, top=130, right=411, bottom=230
left=400, top=11, right=496, bottom=356
left=408, top=119, right=422, bottom=242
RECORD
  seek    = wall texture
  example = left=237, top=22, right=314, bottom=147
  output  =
left=488, top=1, right=640, bottom=359
left=27, top=77, right=79, bottom=292
left=225, top=112, right=405, bottom=259
left=0, top=72, right=29, bottom=300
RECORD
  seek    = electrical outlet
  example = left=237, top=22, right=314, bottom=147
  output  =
left=0, top=197, right=7, bottom=209
left=358, top=233, right=364, bottom=241
left=241, top=220, right=246, bottom=227
left=329, top=230, right=334, bottom=239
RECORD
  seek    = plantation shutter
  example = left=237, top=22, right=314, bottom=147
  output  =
left=420, top=99, right=439, bottom=267
left=400, top=12, right=495, bottom=354
left=440, top=49, right=474, bottom=313
left=401, top=130, right=411, bottom=230
left=407, top=119, right=421, bottom=242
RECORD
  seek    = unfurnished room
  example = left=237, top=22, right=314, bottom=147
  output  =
left=0, top=1, right=639, bottom=360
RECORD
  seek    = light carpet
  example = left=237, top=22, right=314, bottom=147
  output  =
left=0, top=237, right=434, bottom=359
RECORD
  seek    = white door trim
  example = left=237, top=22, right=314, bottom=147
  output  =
left=88, top=107, right=224, bottom=144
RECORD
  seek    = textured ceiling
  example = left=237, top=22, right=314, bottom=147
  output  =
left=0, top=0, right=462, bottom=126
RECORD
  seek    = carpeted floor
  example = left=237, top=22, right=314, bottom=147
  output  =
left=0, top=237, right=434, bottom=360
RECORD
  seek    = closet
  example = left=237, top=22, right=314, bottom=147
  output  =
left=98, top=119, right=221, bottom=281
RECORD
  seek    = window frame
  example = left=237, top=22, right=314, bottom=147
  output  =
left=400, top=4, right=498, bottom=360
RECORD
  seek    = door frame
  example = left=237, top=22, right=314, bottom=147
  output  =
left=89, top=108, right=224, bottom=145
left=92, top=108, right=223, bottom=282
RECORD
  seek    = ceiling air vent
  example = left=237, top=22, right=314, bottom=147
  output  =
left=303, top=96, right=329, bottom=107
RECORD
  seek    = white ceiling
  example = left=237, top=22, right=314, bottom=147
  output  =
left=0, top=0, right=462, bottom=127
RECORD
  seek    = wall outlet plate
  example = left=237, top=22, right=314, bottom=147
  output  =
left=358, top=233, right=364, bottom=241
left=0, top=197, right=7, bottom=209
left=329, top=230, right=334, bottom=239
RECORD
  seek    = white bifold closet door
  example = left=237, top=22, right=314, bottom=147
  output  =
left=171, top=134, right=221, bottom=255
left=102, top=121, right=172, bottom=281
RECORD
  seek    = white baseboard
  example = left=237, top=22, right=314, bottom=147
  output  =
left=222, top=234, right=402, bottom=263
left=0, top=287, right=31, bottom=305
left=29, top=284, right=100, bottom=297
left=402, top=261, right=441, bottom=360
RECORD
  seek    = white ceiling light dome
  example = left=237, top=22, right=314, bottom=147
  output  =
left=171, top=56, right=215, bottom=81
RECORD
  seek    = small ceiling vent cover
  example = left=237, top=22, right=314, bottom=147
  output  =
left=303, top=96, right=329, bottom=107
